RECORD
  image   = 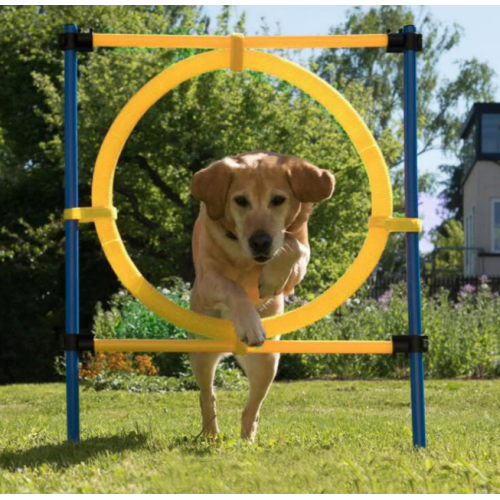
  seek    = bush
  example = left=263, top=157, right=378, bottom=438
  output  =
left=93, top=280, right=192, bottom=377
left=93, top=279, right=500, bottom=383
left=67, top=349, right=246, bottom=393
left=92, top=280, right=241, bottom=380
left=81, top=367, right=247, bottom=393
left=279, top=280, right=500, bottom=380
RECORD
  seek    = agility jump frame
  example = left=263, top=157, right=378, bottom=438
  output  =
left=62, top=25, right=427, bottom=447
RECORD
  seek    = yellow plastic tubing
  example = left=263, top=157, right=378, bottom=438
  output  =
left=93, top=33, right=388, bottom=50
left=92, top=49, right=392, bottom=340
left=95, top=339, right=394, bottom=355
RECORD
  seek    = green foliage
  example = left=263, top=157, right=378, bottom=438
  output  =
left=314, top=6, right=496, bottom=271
left=93, top=283, right=242, bottom=377
left=94, top=281, right=190, bottom=341
left=81, top=368, right=247, bottom=393
left=426, top=219, right=465, bottom=275
left=0, top=6, right=497, bottom=383
left=94, top=284, right=189, bottom=377
left=2, top=381, right=500, bottom=492
left=0, top=6, right=203, bottom=383
left=315, top=6, right=497, bottom=163
left=282, top=281, right=500, bottom=380
left=439, top=162, right=465, bottom=220
left=95, top=279, right=500, bottom=381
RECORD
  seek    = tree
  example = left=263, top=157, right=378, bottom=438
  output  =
left=314, top=6, right=496, bottom=272
left=1, top=6, right=385, bottom=382
left=426, top=219, right=464, bottom=276
left=438, top=163, right=465, bottom=220
left=0, top=6, right=202, bottom=383
left=316, top=6, right=496, bottom=166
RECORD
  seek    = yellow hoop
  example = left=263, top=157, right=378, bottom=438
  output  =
left=92, top=49, right=393, bottom=340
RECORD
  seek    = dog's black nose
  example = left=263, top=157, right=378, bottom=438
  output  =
left=249, top=232, right=272, bottom=256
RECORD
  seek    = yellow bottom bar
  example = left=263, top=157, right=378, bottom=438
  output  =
left=95, top=339, right=393, bottom=355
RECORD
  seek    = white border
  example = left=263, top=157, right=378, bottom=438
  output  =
left=491, top=198, right=500, bottom=253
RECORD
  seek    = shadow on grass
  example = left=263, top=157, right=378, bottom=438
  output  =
left=0, top=432, right=148, bottom=471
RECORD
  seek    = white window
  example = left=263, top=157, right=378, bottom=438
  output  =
left=464, top=206, right=476, bottom=276
left=492, top=199, right=500, bottom=253
left=465, top=213, right=470, bottom=274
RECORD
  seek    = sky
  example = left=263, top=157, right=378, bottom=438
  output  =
left=203, top=6, right=500, bottom=252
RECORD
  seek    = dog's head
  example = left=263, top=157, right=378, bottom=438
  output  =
left=191, top=151, right=335, bottom=263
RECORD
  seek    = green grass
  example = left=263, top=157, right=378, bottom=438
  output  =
left=1, top=380, right=500, bottom=493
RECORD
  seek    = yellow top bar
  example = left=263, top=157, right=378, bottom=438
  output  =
left=93, top=33, right=388, bottom=50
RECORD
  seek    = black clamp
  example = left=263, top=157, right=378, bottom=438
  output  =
left=59, top=332, right=95, bottom=355
left=59, top=29, right=94, bottom=52
left=392, top=335, right=428, bottom=354
left=386, top=29, right=422, bottom=53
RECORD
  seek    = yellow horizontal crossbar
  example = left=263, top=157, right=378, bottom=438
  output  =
left=369, top=216, right=422, bottom=233
left=64, top=206, right=117, bottom=223
left=93, top=33, right=388, bottom=50
left=94, top=339, right=394, bottom=355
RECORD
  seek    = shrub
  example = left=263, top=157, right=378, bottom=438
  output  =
left=280, top=281, right=500, bottom=379
left=93, top=279, right=500, bottom=382
left=93, top=279, right=192, bottom=377
left=81, top=368, right=247, bottom=393
left=76, top=349, right=246, bottom=393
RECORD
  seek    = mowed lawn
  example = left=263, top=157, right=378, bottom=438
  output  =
left=1, top=380, right=500, bottom=493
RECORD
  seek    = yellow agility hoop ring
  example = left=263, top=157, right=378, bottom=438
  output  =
left=92, top=49, right=393, bottom=340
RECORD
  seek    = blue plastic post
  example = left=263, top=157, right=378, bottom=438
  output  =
left=64, top=23, right=80, bottom=443
left=403, top=24, right=426, bottom=448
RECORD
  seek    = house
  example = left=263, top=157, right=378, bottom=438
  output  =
left=461, top=103, right=500, bottom=277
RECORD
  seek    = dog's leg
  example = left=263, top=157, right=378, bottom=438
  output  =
left=237, top=352, right=280, bottom=440
left=236, top=296, right=283, bottom=440
left=189, top=286, right=224, bottom=437
left=259, top=235, right=309, bottom=299
left=196, top=272, right=266, bottom=346
left=189, top=352, right=222, bottom=437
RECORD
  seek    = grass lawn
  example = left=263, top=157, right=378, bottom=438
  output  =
left=1, top=379, right=499, bottom=493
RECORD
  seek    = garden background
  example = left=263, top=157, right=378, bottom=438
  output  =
left=0, top=5, right=498, bottom=386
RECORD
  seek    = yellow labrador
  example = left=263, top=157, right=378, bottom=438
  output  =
left=190, top=151, right=335, bottom=440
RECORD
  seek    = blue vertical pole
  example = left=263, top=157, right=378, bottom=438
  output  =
left=403, top=24, right=426, bottom=448
left=64, top=23, right=80, bottom=443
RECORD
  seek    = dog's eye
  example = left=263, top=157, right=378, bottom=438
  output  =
left=270, top=196, right=286, bottom=207
left=234, top=196, right=250, bottom=208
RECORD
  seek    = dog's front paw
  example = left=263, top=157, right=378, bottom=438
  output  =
left=258, top=261, right=293, bottom=300
left=231, top=307, right=266, bottom=347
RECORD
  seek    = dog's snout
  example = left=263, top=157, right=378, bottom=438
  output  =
left=249, top=232, right=272, bottom=255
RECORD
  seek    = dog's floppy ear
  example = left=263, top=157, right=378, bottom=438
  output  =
left=285, top=159, right=335, bottom=203
left=191, top=159, right=234, bottom=220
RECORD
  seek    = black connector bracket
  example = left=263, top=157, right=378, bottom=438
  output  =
left=386, top=29, right=422, bottom=53
left=60, top=332, right=95, bottom=355
left=59, top=29, right=94, bottom=52
left=392, top=335, right=429, bottom=354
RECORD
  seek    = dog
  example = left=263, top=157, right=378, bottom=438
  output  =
left=189, top=151, right=335, bottom=440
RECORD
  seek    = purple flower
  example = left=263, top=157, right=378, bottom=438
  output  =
left=479, top=275, right=489, bottom=284
left=378, top=288, right=394, bottom=304
left=459, top=284, right=476, bottom=297
left=377, top=288, right=393, bottom=311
